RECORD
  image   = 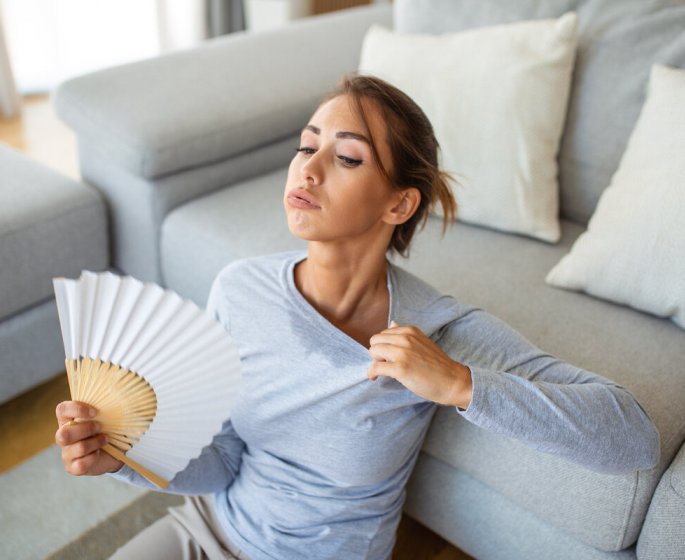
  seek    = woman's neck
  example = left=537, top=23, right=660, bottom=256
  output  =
left=294, top=243, right=389, bottom=326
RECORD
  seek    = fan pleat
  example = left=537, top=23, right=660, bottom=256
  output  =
left=54, top=281, right=74, bottom=360
left=130, top=302, right=201, bottom=373
left=98, top=277, right=145, bottom=363
left=78, top=272, right=99, bottom=361
left=144, top=328, right=231, bottom=384
left=136, top=319, right=220, bottom=380
left=123, top=292, right=185, bottom=369
left=110, top=284, right=166, bottom=369
left=67, top=280, right=81, bottom=359
left=85, top=272, right=121, bottom=359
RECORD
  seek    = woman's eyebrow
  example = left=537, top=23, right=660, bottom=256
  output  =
left=303, top=124, right=370, bottom=144
left=336, top=131, right=370, bottom=144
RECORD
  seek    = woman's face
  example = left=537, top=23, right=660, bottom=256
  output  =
left=284, top=94, right=402, bottom=247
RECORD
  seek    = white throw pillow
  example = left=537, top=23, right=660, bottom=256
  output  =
left=358, top=13, right=578, bottom=242
left=546, top=64, right=685, bottom=329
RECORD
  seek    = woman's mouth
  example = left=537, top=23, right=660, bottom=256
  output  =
left=287, top=190, right=321, bottom=210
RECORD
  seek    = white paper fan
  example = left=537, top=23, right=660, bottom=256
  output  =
left=52, top=270, right=241, bottom=488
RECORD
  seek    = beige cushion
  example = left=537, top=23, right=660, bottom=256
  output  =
left=547, top=64, right=685, bottom=329
left=359, top=13, right=578, bottom=242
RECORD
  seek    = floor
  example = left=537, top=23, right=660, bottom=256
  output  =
left=0, top=94, right=80, bottom=179
left=0, top=95, right=473, bottom=560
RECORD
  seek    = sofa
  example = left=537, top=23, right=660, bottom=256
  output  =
left=53, top=1, right=685, bottom=558
left=0, top=144, right=108, bottom=404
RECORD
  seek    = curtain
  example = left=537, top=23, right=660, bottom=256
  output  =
left=156, top=0, right=244, bottom=53
left=207, top=0, right=245, bottom=38
left=0, top=9, right=19, bottom=118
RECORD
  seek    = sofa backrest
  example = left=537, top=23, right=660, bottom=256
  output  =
left=394, top=0, right=685, bottom=224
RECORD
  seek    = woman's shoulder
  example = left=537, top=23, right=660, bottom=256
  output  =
left=213, top=250, right=305, bottom=285
left=206, top=250, right=304, bottom=319
left=389, top=262, right=443, bottom=302
left=389, top=261, right=479, bottom=335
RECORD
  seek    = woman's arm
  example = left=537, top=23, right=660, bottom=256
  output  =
left=368, top=310, right=660, bottom=475
left=109, top=418, right=246, bottom=494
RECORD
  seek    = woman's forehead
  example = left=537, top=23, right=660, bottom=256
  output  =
left=309, top=94, right=385, bottom=137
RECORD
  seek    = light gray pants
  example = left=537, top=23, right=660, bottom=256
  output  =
left=109, top=495, right=251, bottom=560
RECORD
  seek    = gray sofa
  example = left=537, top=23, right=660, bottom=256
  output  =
left=53, top=1, right=685, bottom=558
left=0, top=145, right=108, bottom=404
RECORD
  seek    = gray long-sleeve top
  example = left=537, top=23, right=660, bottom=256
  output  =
left=111, top=250, right=660, bottom=560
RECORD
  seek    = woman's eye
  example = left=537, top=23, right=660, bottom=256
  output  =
left=338, top=155, right=363, bottom=167
left=295, top=147, right=362, bottom=167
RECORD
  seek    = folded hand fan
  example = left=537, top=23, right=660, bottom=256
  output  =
left=52, top=270, right=241, bottom=489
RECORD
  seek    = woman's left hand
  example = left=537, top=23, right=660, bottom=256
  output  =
left=367, top=321, right=473, bottom=409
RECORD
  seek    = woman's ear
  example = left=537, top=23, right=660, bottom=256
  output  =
left=386, top=188, right=421, bottom=225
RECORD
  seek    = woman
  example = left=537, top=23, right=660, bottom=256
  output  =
left=55, top=75, right=660, bottom=560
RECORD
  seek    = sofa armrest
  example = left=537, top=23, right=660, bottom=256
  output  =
left=54, top=4, right=392, bottom=180
left=637, top=441, right=685, bottom=559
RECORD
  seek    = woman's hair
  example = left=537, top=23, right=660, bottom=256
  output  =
left=323, top=74, right=457, bottom=257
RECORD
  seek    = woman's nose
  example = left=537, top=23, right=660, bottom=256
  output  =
left=301, top=153, right=322, bottom=185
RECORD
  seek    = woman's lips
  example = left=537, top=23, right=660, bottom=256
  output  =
left=287, top=190, right=321, bottom=210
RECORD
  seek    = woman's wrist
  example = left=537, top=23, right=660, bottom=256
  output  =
left=451, top=362, right=473, bottom=411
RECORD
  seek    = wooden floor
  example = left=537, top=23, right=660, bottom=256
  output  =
left=0, top=94, right=79, bottom=179
left=0, top=96, right=474, bottom=560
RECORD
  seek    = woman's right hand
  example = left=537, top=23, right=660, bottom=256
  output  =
left=55, top=401, right=123, bottom=476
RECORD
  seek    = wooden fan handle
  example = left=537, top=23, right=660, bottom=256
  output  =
left=103, top=443, right=170, bottom=489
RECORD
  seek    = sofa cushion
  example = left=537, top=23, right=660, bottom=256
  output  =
left=359, top=15, right=577, bottom=243
left=394, top=0, right=685, bottom=224
left=162, top=166, right=685, bottom=551
left=547, top=64, right=685, bottom=329
left=0, top=146, right=108, bottom=320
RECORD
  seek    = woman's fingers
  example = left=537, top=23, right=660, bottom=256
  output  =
left=368, top=322, right=422, bottom=380
left=369, top=326, right=426, bottom=352
left=367, top=321, right=473, bottom=407
left=369, top=338, right=399, bottom=358
left=55, top=419, right=101, bottom=447
left=67, top=443, right=114, bottom=476
left=367, top=358, right=397, bottom=381
left=57, top=424, right=122, bottom=476
left=61, top=433, right=108, bottom=465
left=369, top=332, right=412, bottom=349
left=55, top=401, right=97, bottom=426
left=59, top=423, right=108, bottom=476
left=54, top=401, right=124, bottom=476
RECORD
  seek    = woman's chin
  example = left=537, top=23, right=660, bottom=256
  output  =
left=286, top=214, right=319, bottom=240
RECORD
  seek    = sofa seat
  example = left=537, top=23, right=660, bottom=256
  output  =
left=0, top=145, right=109, bottom=403
left=160, top=168, right=685, bottom=552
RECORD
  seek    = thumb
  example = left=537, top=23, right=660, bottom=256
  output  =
left=390, top=320, right=399, bottom=328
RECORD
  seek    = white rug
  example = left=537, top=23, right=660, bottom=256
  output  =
left=0, top=446, right=146, bottom=560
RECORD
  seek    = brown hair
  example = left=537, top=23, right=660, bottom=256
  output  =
left=323, top=74, right=457, bottom=257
